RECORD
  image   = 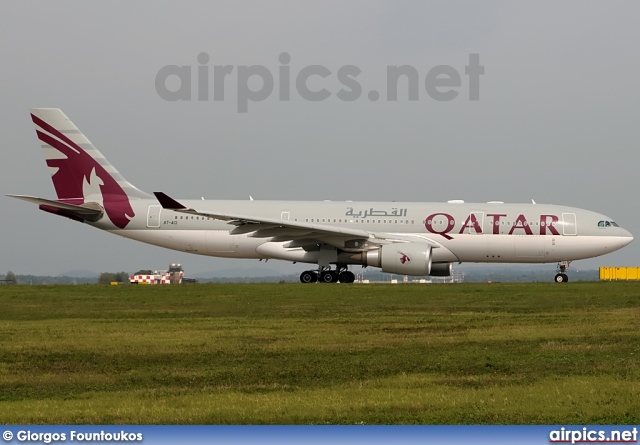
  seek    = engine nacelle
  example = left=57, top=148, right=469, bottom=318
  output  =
left=429, top=263, right=452, bottom=277
left=364, top=243, right=432, bottom=276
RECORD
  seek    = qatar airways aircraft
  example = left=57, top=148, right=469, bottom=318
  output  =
left=9, top=109, right=633, bottom=283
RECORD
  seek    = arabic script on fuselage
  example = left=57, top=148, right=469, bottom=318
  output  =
left=345, top=207, right=407, bottom=219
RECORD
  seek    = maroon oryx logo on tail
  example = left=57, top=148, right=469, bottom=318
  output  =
left=31, top=113, right=135, bottom=229
left=398, top=251, right=411, bottom=264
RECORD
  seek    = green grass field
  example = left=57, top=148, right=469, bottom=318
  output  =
left=1, top=282, right=639, bottom=424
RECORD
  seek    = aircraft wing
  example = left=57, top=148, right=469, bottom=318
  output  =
left=154, top=192, right=440, bottom=251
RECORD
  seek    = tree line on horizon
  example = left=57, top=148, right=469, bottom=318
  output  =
left=2, top=270, right=165, bottom=285
left=2, top=267, right=601, bottom=285
left=2, top=271, right=17, bottom=284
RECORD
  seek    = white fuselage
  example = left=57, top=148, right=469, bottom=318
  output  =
left=100, top=199, right=633, bottom=266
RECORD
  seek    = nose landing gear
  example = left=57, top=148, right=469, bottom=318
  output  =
left=554, top=261, right=571, bottom=283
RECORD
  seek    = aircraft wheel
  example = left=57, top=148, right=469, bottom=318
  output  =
left=339, top=271, right=355, bottom=283
left=554, top=273, right=568, bottom=283
left=320, top=271, right=338, bottom=283
left=300, top=271, right=317, bottom=283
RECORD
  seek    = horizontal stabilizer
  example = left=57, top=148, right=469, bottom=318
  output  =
left=7, top=194, right=104, bottom=222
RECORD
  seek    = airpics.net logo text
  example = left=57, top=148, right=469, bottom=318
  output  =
left=155, top=52, right=484, bottom=112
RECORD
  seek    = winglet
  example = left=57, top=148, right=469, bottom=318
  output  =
left=154, top=192, right=187, bottom=210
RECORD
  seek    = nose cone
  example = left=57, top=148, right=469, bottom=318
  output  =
left=601, top=228, right=634, bottom=255
left=608, top=228, right=634, bottom=253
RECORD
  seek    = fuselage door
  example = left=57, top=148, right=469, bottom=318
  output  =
left=147, top=205, right=161, bottom=228
left=562, top=213, right=577, bottom=236
left=465, top=211, right=484, bottom=234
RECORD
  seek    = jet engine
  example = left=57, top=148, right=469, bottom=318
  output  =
left=429, top=262, right=452, bottom=277
left=360, top=243, right=432, bottom=276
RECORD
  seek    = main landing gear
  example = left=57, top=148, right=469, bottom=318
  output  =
left=554, top=261, right=571, bottom=283
left=299, top=266, right=355, bottom=284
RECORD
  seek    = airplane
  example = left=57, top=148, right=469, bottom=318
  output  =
left=8, top=108, right=634, bottom=283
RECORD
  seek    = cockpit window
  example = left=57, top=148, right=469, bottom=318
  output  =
left=611, top=221, right=619, bottom=227
left=598, top=220, right=619, bottom=228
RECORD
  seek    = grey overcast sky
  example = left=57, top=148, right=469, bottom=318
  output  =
left=2, top=1, right=639, bottom=276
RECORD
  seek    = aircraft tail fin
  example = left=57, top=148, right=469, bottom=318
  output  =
left=29, top=108, right=151, bottom=229
left=30, top=108, right=151, bottom=201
